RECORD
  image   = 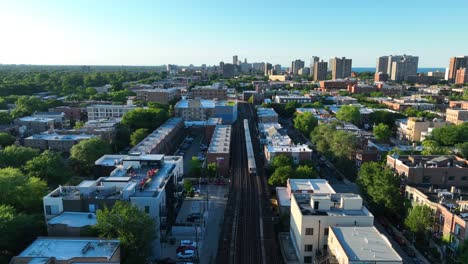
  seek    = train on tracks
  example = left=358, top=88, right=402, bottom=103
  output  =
left=243, top=119, right=257, bottom=176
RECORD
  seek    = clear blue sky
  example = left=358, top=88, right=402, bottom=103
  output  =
left=0, top=0, right=467, bottom=67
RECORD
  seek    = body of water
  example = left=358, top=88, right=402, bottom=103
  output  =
left=352, top=67, right=445, bottom=73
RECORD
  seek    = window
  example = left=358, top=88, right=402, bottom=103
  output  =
left=304, top=244, right=313, bottom=252
left=455, top=224, right=462, bottom=236
left=306, top=228, right=314, bottom=235
left=448, top=176, right=455, bottom=181
left=324, top=227, right=329, bottom=236
left=304, top=256, right=312, bottom=263
left=313, top=201, right=319, bottom=210
left=144, top=206, right=150, bottom=214
left=45, top=205, right=52, bottom=215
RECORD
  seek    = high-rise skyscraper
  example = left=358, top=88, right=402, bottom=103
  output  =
left=314, top=60, right=328, bottom=81
left=330, top=57, right=352, bottom=80
left=291, top=59, right=305, bottom=75
left=376, top=56, right=389, bottom=74
left=310, top=56, right=320, bottom=76
left=264, top=63, right=272, bottom=76
left=233, top=55, right=238, bottom=66
left=448, top=56, right=468, bottom=83
left=273, top=64, right=281, bottom=74
left=390, top=55, right=419, bottom=81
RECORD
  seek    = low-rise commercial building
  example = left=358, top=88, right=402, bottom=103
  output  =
left=128, top=117, right=184, bottom=155
left=257, top=107, right=279, bottom=123
left=387, top=155, right=468, bottom=187
left=87, top=104, right=137, bottom=120
left=207, top=125, right=231, bottom=177
left=327, top=226, right=402, bottom=264
left=446, top=108, right=468, bottom=124
left=10, top=237, right=120, bottom=264
left=135, top=87, right=181, bottom=104
left=24, top=133, right=96, bottom=152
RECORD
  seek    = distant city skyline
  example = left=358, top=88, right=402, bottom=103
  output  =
left=0, top=0, right=467, bottom=67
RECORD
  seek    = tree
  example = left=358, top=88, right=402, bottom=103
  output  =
left=456, top=142, right=468, bottom=158
left=293, top=112, right=318, bottom=136
left=0, top=167, right=48, bottom=213
left=248, top=95, right=254, bottom=104
left=74, top=120, right=85, bottom=129
left=189, top=156, right=202, bottom=177
left=0, top=145, right=39, bottom=168
left=284, top=101, right=300, bottom=117
left=121, top=108, right=169, bottom=131
left=268, top=165, right=294, bottom=186
left=295, top=165, right=317, bottom=179
left=336, top=105, right=360, bottom=125
left=271, top=154, right=294, bottom=170
left=183, top=179, right=193, bottom=193
left=357, top=162, right=401, bottom=215
left=94, top=201, right=156, bottom=263
left=0, top=112, right=12, bottom=125
left=25, top=150, right=71, bottom=186
left=206, top=162, right=218, bottom=178
left=373, top=123, right=391, bottom=141
left=11, top=96, right=46, bottom=118
left=71, top=138, right=111, bottom=175
left=457, top=240, right=468, bottom=264
left=369, top=111, right=401, bottom=130
left=130, top=128, right=149, bottom=146
left=421, top=140, right=450, bottom=155
left=0, top=133, right=14, bottom=147
left=431, top=123, right=468, bottom=146
left=405, top=205, right=434, bottom=236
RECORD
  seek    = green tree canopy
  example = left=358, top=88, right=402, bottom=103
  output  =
left=0, top=133, right=14, bottom=147
left=430, top=123, right=468, bottom=146
left=295, top=164, right=317, bottom=179
left=24, top=150, right=71, bottom=186
left=268, top=165, right=294, bottom=186
left=369, top=111, right=402, bottom=130
left=94, top=201, right=156, bottom=263
left=183, top=179, right=193, bottom=193
left=0, top=112, right=12, bottom=125
left=373, top=123, right=392, bottom=141
left=206, top=162, right=218, bottom=178
left=130, top=128, right=149, bottom=146
left=293, top=112, right=318, bottom=136
left=456, top=142, right=468, bottom=158
left=0, top=167, right=48, bottom=213
left=11, top=96, right=47, bottom=118
left=357, top=162, right=402, bottom=215
left=421, top=140, right=450, bottom=155
left=189, top=156, right=202, bottom=177
left=271, top=154, right=294, bottom=170
left=0, top=145, right=39, bottom=168
left=70, top=138, right=111, bottom=175
left=336, top=105, right=360, bottom=125
left=121, top=108, right=169, bottom=131
left=405, top=205, right=434, bottom=235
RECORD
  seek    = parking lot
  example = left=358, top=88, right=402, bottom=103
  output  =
left=161, top=184, right=228, bottom=263
left=174, top=130, right=208, bottom=176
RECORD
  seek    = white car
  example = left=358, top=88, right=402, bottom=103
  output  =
left=177, top=250, right=195, bottom=259
left=180, top=240, right=197, bottom=247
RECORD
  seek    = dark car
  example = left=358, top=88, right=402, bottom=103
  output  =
left=176, top=245, right=196, bottom=253
left=393, top=235, right=406, bottom=246
left=403, top=246, right=416, bottom=257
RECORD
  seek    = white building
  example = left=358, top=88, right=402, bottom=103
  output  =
left=87, top=104, right=137, bottom=120
left=290, top=190, right=374, bottom=264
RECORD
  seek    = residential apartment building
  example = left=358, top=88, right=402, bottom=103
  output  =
left=128, top=117, right=184, bottom=155
left=44, top=154, right=183, bottom=256
left=319, top=79, right=357, bottom=92
left=310, top=56, right=320, bottom=77
left=327, top=226, right=402, bottom=264
left=448, top=56, right=468, bottom=83
left=455, top=68, right=468, bottom=84
left=87, top=104, right=137, bottom=120
left=290, top=190, right=374, bottom=264
left=257, top=107, right=279, bottom=123
left=449, top=101, right=468, bottom=109
left=397, top=117, right=446, bottom=142
left=274, top=95, right=312, bottom=104
left=446, top=108, right=468, bottom=125
left=265, top=144, right=312, bottom=165
left=10, top=237, right=121, bottom=264
left=135, top=87, right=181, bottom=104
left=292, top=59, right=305, bottom=75
left=376, top=56, right=389, bottom=73
left=24, top=133, right=96, bottom=152
left=347, top=83, right=375, bottom=94
left=386, top=155, right=468, bottom=187
left=191, top=86, right=228, bottom=100
left=174, top=99, right=237, bottom=124
left=206, top=125, right=231, bottom=177
left=374, top=72, right=389, bottom=82
left=390, top=55, right=419, bottom=81
left=330, top=57, right=352, bottom=80
left=313, top=61, right=328, bottom=81
left=49, top=106, right=83, bottom=121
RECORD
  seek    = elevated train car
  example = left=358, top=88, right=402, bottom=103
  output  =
left=243, top=119, right=257, bottom=176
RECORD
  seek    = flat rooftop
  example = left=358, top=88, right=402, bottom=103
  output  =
left=129, top=117, right=183, bottom=154
left=18, top=116, right=54, bottom=122
left=276, top=187, right=291, bottom=207
left=288, top=179, right=336, bottom=194
left=48, top=212, right=97, bottom=227
left=208, top=125, right=231, bottom=154
left=18, top=237, right=119, bottom=261
left=293, top=193, right=371, bottom=217
left=175, top=98, right=216, bottom=108
left=391, top=155, right=468, bottom=169
left=26, top=133, right=95, bottom=141
left=267, top=144, right=312, bottom=153
left=95, top=154, right=128, bottom=166
left=257, top=107, right=278, bottom=118
left=331, top=226, right=402, bottom=262
left=87, top=104, right=136, bottom=108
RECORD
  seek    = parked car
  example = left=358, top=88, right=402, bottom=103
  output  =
left=180, top=240, right=197, bottom=247
left=177, top=250, right=195, bottom=259
left=186, top=137, right=194, bottom=141
left=393, top=235, right=406, bottom=246
left=403, top=246, right=416, bottom=257
left=176, top=245, right=196, bottom=253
